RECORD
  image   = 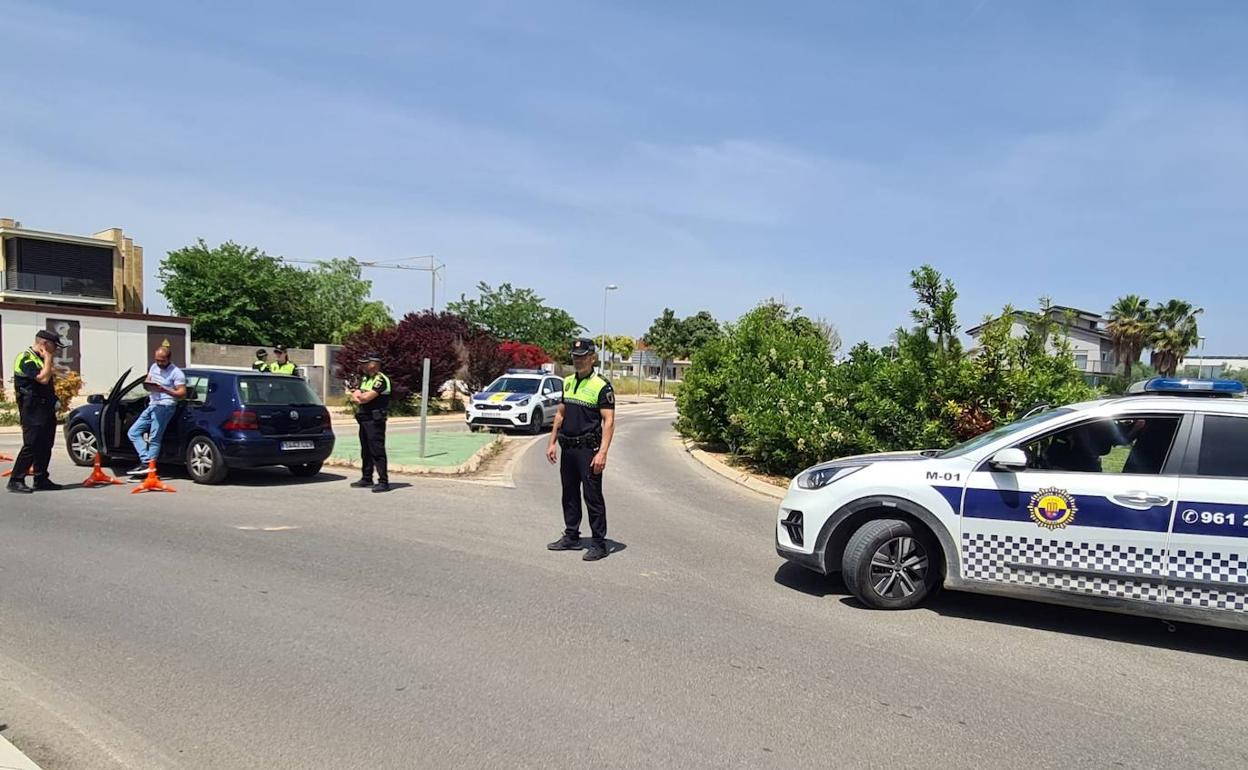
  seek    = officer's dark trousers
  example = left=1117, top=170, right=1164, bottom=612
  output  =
left=358, top=418, right=388, bottom=483
left=13, top=409, right=55, bottom=483
left=561, top=445, right=607, bottom=542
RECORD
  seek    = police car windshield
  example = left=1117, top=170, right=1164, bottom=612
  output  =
left=937, top=408, right=1074, bottom=458
left=485, top=377, right=541, bottom=395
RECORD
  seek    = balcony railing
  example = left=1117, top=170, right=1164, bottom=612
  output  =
left=4, top=271, right=113, bottom=300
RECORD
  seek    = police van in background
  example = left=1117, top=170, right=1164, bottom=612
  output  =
left=775, top=378, right=1248, bottom=630
left=465, top=369, right=563, bottom=434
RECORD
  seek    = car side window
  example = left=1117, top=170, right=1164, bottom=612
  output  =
left=185, top=375, right=209, bottom=405
left=1195, top=415, right=1248, bottom=478
left=1017, top=415, right=1181, bottom=475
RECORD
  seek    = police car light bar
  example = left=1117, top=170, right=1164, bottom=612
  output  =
left=505, top=368, right=546, bottom=375
left=1127, top=377, right=1246, bottom=398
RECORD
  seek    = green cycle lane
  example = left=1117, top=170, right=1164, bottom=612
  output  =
left=330, top=430, right=497, bottom=468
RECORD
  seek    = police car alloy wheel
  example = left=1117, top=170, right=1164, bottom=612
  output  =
left=842, top=519, right=940, bottom=610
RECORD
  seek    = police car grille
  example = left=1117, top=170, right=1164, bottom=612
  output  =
left=782, top=510, right=804, bottom=547
left=474, top=417, right=513, bottom=427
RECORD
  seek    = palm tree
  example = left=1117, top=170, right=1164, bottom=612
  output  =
left=1147, top=300, right=1203, bottom=376
left=1106, top=295, right=1152, bottom=377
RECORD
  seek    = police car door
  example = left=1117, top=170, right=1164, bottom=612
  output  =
left=1167, top=412, right=1248, bottom=621
left=960, top=410, right=1186, bottom=607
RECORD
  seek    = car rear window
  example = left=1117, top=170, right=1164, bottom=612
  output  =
left=1196, top=415, right=1248, bottom=478
left=238, top=377, right=323, bottom=406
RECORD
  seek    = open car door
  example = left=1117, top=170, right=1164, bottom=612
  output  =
left=98, top=368, right=142, bottom=457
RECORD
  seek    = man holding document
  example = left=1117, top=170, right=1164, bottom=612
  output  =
left=125, top=346, right=187, bottom=478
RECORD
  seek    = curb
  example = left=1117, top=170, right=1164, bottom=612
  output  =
left=324, top=434, right=504, bottom=477
left=0, top=733, right=42, bottom=770
left=679, top=436, right=787, bottom=500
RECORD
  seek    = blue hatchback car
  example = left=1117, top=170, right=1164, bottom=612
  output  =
left=63, top=367, right=335, bottom=484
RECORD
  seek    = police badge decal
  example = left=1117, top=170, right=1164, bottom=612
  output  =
left=1028, top=487, right=1077, bottom=530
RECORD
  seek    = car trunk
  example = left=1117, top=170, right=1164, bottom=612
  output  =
left=235, top=376, right=330, bottom=437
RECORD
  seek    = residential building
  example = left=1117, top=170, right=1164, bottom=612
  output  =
left=1178, top=355, right=1248, bottom=378
left=1, top=218, right=191, bottom=398
left=610, top=340, right=691, bottom=382
left=966, top=305, right=1119, bottom=380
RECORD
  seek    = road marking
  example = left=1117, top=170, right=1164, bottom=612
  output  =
left=235, top=525, right=301, bottom=532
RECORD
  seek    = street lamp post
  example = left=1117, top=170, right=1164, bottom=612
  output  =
left=602, top=284, right=618, bottom=377
left=1198, top=335, right=1207, bottom=379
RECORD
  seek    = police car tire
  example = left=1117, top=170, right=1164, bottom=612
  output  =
left=529, top=408, right=544, bottom=435
left=842, top=518, right=940, bottom=610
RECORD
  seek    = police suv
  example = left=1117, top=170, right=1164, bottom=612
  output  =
left=775, top=378, right=1248, bottom=630
left=465, top=369, right=563, bottom=434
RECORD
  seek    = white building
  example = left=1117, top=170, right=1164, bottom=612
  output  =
left=966, top=305, right=1119, bottom=380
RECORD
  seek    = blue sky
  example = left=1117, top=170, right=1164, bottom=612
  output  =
left=3, top=1, right=1246, bottom=352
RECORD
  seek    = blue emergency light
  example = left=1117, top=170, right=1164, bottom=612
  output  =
left=505, top=368, right=546, bottom=375
left=1127, top=378, right=1246, bottom=398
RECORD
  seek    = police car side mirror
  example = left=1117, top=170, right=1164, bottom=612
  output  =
left=989, top=448, right=1028, bottom=472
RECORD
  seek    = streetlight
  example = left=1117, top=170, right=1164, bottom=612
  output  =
left=601, top=284, right=618, bottom=377
left=1197, top=335, right=1207, bottom=378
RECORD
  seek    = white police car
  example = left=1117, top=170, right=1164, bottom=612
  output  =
left=776, top=378, right=1248, bottom=631
left=465, top=369, right=563, bottom=434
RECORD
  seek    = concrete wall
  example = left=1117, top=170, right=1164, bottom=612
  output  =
left=1, top=305, right=191, bottom=399
left=191, top=342, right=314, bottom=369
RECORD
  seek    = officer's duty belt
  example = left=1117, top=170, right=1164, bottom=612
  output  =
left=558, top=430, right=601, bottom=449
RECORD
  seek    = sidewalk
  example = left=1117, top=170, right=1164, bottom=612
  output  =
left=0, top=734, right=42, bottom=770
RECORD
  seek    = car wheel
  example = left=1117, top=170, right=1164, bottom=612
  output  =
left=287, top=462, right=323, bottom=478
left=469, top=424, right=482, bottom=433
left=842, top=518, right=940, bottom=610
left=185, top=435, right=229, bottom=485
left=67, top=423, right=99, bottom=466
left=528, top=408, right=544, bottom=435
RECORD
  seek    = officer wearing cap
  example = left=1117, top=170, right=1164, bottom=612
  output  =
left=269, top=345, right=297, bottom=375
left=252, top=349, right=269, bottom=371
left=546, top=337, right=616, bottom=561
left=8, top=330, right=66, bottom=494
left=348, top=352, right=391, bottom=493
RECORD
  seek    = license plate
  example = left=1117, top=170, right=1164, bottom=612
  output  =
left=281, top=440, right=315, bottom=451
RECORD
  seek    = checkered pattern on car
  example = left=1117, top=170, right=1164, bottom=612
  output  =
left=961, top=533, right=1165, bottom=602
left=1167, top=550, right=1248, bottom=612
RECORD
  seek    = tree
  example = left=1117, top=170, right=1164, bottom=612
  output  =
left=337, top=312, right=471, bottom=405
left=159, top=241, right=392, bottom=348
left=1147, top=299, right=1202, bottom=376
left=601, top=335, right=636, bottom=375
left=447, top=282, right=583, bottom=359
left=680, top=311, right=723, bottom=354
left=644, top=309, right=685, bottom=398
left=1106, top=295, right=1152, bottom=377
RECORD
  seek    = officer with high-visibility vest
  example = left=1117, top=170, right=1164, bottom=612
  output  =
left=546, top=337, right=616, bottom=561
left=8, top=330, right=66, bottom=494
left=348, top=352, right=391, bottom=493
left=268, top=345, right=298, bottom=375
left=252, top=348, right=270, bottom=371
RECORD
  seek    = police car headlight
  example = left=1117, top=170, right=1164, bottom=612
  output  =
left=796, top=465, right=865, bottom=490
left=516, top=397, right=530, bottom=407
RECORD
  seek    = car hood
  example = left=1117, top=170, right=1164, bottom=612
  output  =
left=807, top=450, right=935, bottom=471
left=471, top=392, right=532, bottom=403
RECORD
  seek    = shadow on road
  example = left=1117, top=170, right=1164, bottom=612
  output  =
left=774, top=563, right=1248, bottom=660
left=176, top=468, right=350, bottom=488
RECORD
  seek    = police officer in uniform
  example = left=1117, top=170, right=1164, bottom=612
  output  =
left=546, top=338, right=616, bottom=561
left=269, top=345, right=298, bottom=375
left=8, top=330, right=66, bottom=494
left=252, top=348, right=270, bottom=371
left=348, top=353, right=391, bottom=493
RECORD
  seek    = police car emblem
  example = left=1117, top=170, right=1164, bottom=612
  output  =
left=1028, top=487, right=1077, bottom=530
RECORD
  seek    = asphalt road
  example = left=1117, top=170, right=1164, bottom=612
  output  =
left=1, top=402, right=1246, bottom=769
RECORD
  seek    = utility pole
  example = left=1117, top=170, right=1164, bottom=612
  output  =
left=284, top=255, right=444, bottom=312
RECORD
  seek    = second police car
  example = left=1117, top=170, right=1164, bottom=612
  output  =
left=775, top=378, right=1248, bottom=631
left=465, top=369, right=564, bottom=434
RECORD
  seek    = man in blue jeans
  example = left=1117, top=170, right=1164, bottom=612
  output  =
left=126, top=346, right=187, bottom=477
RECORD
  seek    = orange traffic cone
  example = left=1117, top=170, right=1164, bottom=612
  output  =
left=1, top=468, right=11, bottom=478
left=82, top=452, right=122, bottom=488
left=131, top=460, right=175, bottom=494
left=0, top=453, right=12, bottom=461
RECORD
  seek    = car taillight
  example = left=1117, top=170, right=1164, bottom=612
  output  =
left=223, top=410, right=259, bottom=431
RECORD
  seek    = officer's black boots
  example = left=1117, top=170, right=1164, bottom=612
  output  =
left=32, top=479, right=63, bottom=491
left=371, top=482, right=390, bottom=493
left=583, top=541, right=608, bottom=561
left=350, top=478, right=373, bottom=488
left=6, top=481, right=32, bottom=494
left=547, top=535, right=583, bottom=551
